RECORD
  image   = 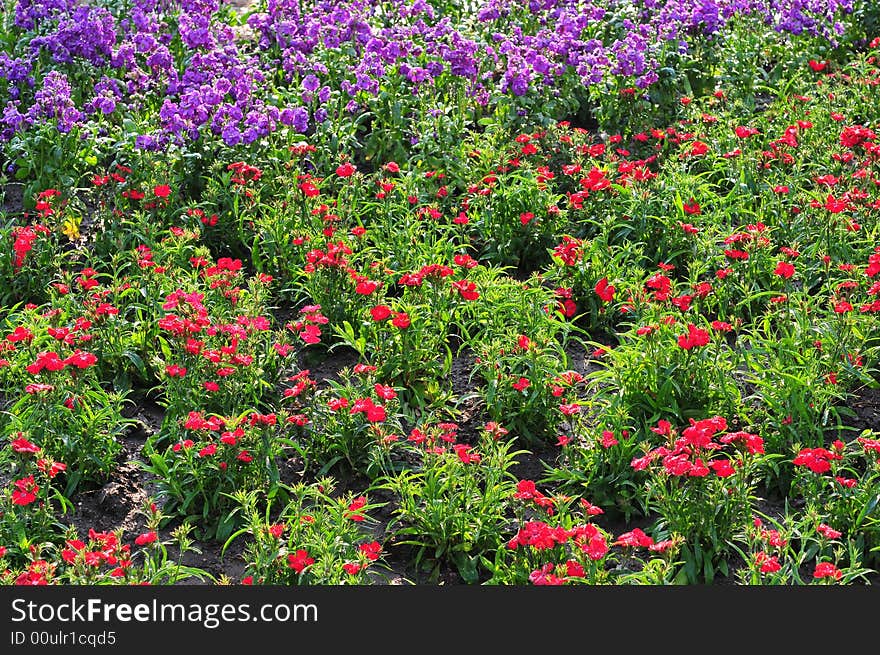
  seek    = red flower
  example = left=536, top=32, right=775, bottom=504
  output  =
left=355, top=279, right=380, bottom=295
left=299, top=180, right=320, bottom=197
left=287, top=549, right=314, bottom=573
left=808, top=59, right=827, bottom=72
left=813, top=562, right=842, bottom=580
left=677, top=323, right=710, bottom=350
left=336, top=162, right=356, bottom=178
left=343, top=562, right=362, bottom=575
left=824, top=194, right=848, bottom=213
left=709, top=458, right=736, bottom=477
left=452, top=279, right=479, bottom=301
left=817, top=523, right=842, bottom=539
left=682, top=199, right=701, bottom=215
left=299, top=324, right=322, bottom=344
left=6, top=326, right=34, bottom=342
left=165, top=364, right=187, bottom=378
left=594, top=277, right=615, bottom=302
left=614, top=528, right=654, bottom=548
left=12, top=436, right=40, bottom=454
left=735, top=126, right=759, bottom=139
left=453, top=444, right=481, bottom=464
left=358, top=541, right=382, bottom=561
left=11, top=476, right=39, bottom=506
left=648, top=540, right=676, bottom=553
left=374, top=384, right=396, bottom=400
left=391, top=312, right=410, bottom=329
left=153, top=185, right=171, bottom=198
left=345, top=496, right=367, bottom=522
left=559, top=403, right=580, bottom=416
left=529, top=563, right=566, bottom=585
left=755, top=552, right=781, bottom=574
left=793, top=447, right=841, bottom=474
left=565, top=560, right=585, bottom=578
left=26, top=351, right=66, bottom=375
left=370, top=305, right=392, bottom=321
left=600, top=430, right=618, bottom=448
left=512, top=376, right=531, bottom=392
left=774, top=261, right=795, bottom=279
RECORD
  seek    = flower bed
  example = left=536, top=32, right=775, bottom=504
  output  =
left=1, top=0, right=880, bottom=585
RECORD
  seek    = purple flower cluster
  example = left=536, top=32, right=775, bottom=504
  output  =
left=28, top=70, right=83, bottom=133
left=0, top=0, right=858, bottom=150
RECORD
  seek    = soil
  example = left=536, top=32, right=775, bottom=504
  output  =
left=841, top=384, right=880, bottom=435
left=1, top=181, right=24, bottom=215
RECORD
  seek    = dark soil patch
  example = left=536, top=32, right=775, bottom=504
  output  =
left=64, top=432, right=154, bottom=540
left=1, top=181, right=24, bottom=215
left=840, top=384, right=880, bottom=435
left=298, top=345, right=360, bottom=387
